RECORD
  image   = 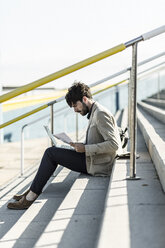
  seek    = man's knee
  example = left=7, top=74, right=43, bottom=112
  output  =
left=44, top=147, right=56, bottom=157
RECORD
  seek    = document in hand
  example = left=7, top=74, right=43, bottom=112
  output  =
left=44, top=125, right=57, bottom=146
left=53, top=133, right=73, bottom=144
left=44, top=126, right=74, bottom=150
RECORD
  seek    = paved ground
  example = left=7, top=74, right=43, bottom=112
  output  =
left=0, top=137, right=49, bottom=188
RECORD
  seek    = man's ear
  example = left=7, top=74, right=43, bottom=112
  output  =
left=82, top=96, right=88, bottom=104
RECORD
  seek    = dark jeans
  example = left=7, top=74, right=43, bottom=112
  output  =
left=30, top=147, right=88, bottom=195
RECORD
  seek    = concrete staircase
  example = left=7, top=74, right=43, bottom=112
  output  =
left=0, top=159, right=110, bottom=248
left=149, top=89, right=165, bottom=100
left=0, top=91, right=165, bottom=248
left=96, top=140, right=165, bottom=248
left=137, top=97, right=165, bottom=192
left=96, top=91, right=165, bottom=248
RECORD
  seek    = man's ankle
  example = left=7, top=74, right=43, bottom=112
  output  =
left=26, top=191, right=38, bottom=201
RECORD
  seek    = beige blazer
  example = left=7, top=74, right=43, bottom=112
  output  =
left=85, top=102, right=121, bottom=176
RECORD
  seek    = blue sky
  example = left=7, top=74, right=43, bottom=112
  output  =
left=0, top=0, right=165, bottom=89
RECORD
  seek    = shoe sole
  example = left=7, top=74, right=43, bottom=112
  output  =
left=7, top=206, right=29, bottom=210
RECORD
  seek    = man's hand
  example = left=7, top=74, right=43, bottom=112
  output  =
left=70, top=142, right=85, bottom=153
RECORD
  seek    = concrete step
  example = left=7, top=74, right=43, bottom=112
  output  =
left=138, top=101, right=165, bottom=125
left=0, top=167, right=78, bottom=247
left=96, top=124, right=165, bottom=248
left=137, top=104, right=165, bottom=192
left=1, top=98, right=165, bottom=248
left=34, top=175, right=109, bottom=248
left=0, top=163, right=109, bottom=248
left=143, top=98, right=165, bottom=109
left=150, top=89, right=165, bottom=100
left=150, top=94, right=165, bottom=100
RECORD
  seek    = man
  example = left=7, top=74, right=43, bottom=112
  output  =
left=7, top=82, right=121, bottom=210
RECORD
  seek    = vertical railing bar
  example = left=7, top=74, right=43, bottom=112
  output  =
left=130, top=43, right=137, bottom=178
left=126, top=42, right=140, bottom=180
left=128, top=69, right=131, bottom=130
left=21, top=128, right=24, bottom=176
left=21, top=124, right=27, bottom=176
left=50, top=104, right=54, bottom=147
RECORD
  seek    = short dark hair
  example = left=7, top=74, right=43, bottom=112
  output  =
left=65, top=82, right=92, bottom=107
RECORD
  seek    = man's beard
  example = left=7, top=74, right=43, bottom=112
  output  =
left=80, top=102, right=89, bottom=116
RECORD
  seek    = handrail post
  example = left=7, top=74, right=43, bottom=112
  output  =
left=128, top=68, right=131, bottom=129
left=50, top=104, right=54, bottom=146
left=21, top=124, right=27, bottom=176
left=127, top=43, right=140, bottom=180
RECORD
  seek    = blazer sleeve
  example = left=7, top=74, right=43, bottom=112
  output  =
left=85, top=111, right=119, bottom=156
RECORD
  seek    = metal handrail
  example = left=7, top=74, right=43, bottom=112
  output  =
left=90, top=51, right=165, bottom=88
left=127, top=25, right=165, bottom=180
left=19, top=62, right=165, bottom=176
left=92, top=79, right=128, bottom=96
left=0, top=52, right=164, bottom=130
left=1, top=25, right=165, bottom=178
left=0, top=83, right=121, bottom=129
left=1, top=63, right=165, bottom=130
left=0, top=44, right=126, bottom=103
left=137, top=62, right=165, bottom=77
left=0, top=26, right=164, bottom=105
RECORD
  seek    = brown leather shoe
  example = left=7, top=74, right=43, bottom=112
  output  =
left=7, top=196, right=35, bottom=210
left=13, top=189, right=30, bottom=201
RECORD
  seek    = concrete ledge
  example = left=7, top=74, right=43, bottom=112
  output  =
left=96, top=160, right=132, bottom=248
left=96, top=157, right=165, bottom=248
left=143, top=98, right=165, bottom=109
left=138, top=101, right=165, bottom=124
left=137, top=107, right=165, bottom=192
left=150, top=89, right=165, bottom=100
left=151, top=94, right=165, bottom=100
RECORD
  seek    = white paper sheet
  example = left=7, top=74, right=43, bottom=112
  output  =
left=53, top=132, right=73, bottom=144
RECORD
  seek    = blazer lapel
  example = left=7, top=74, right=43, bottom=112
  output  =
left=85, top=103, right=98, bottom=143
